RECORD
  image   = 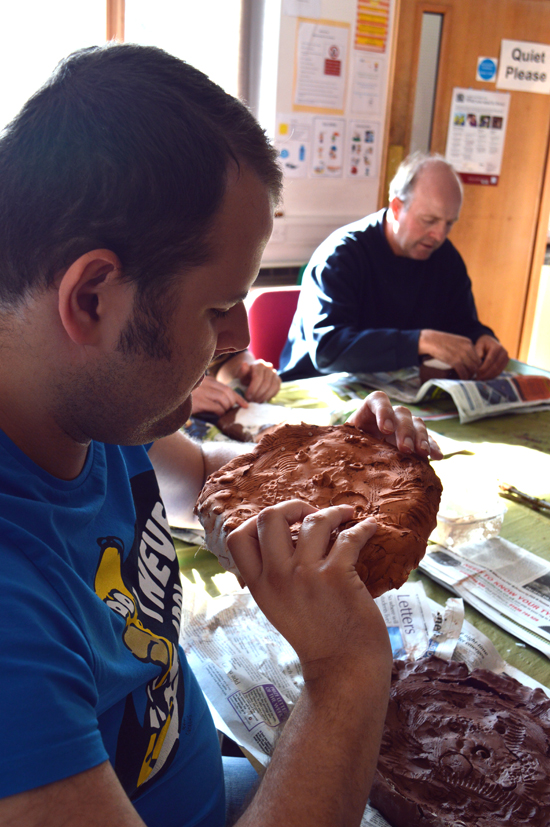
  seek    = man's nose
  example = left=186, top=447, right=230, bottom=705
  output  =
left=429, top=222, right=447, bottom=243
left=217, top=302, right=250, bottom=354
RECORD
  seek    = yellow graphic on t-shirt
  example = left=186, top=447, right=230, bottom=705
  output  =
left=95, top=532, right=180, bottom=789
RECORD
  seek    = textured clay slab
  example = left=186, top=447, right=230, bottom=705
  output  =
left=371, top=655, right=550, bottom=826
left=196, top=422, right=442, bottom=597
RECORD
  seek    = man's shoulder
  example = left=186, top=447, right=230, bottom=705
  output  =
left=332, top=208, right=385, bottom=240
left=311, top=209, right=386, bottom=262
left=0, top=433, right=150, bottom=504
left=432, top=237, right=466, bottom=268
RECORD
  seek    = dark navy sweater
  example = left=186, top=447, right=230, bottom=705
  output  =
left=279, top=208, right=494, bottom=381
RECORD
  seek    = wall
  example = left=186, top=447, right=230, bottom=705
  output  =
left=261, top=0, right=396, bottom=266
left=528, top=264, right=550, bottom=371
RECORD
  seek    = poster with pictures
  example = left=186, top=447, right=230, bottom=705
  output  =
left=311, top=117, right=345, bottom=177
left=346, top=120, right=379, bottom=178
left=275, top=114, right=312, bottom=178
left=445, top=88, right=510, bottom=185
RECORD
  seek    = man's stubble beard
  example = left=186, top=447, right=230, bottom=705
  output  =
left=53, top=295, right=196, bottom=447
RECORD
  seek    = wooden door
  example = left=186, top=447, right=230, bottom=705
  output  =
left=381, top=0, right=550, bottom=360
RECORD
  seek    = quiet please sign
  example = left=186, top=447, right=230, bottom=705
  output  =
left=497, top=39, right=550, bottom=94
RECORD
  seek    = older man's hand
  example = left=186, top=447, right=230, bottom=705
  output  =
left=418, top=329, right=482, bottom=379
left=474, top=335, right=509, bottom=380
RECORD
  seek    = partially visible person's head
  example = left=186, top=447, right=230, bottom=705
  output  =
left=53, top=164, right=273, bottom=447
left=385, top=152, right=462, bottom=260
left=389, top=152, right=462, bottom=208
left=0, top=43, right=282, bottom=316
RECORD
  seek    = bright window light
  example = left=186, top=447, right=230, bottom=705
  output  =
left=0, top=1, right=106, bottom=129
left=124, top=0, right=242, bottom=97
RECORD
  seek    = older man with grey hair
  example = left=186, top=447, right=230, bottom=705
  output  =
left=279, top=152, right=508, bottom=382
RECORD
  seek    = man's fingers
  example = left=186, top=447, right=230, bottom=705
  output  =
left=227, top=500, right=319, bottom=582
left=192, top=376, right=249, bottom=415
left=451, top=361, right=474, bottom=381
left=233, top=392, right=249, bottom=409
left=347, top=393, right=440, bottom=458
left=245, top=362, right=281, bottom=402
left=475, top=341, right=509, bottom=380
left=226, top=517, right=263, bottom=582
left=427, top=432, right=443, bottom=460
left=294, top=504, right=357, bottom=563
left=347, top=390, right=397, bottom=437
left=388, top=405, right=420, bottom=453
left=327, top=517, right=378, bottom=569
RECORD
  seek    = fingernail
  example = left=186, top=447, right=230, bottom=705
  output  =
left=420, top=440, right=429, bottom=452
left=384, top=419, right=394, bottom=432
left=404, top=437, right=414, bottom=452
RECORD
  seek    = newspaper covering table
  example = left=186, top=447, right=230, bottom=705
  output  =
left=328, top=367, right=550, bottom=424
left=420, top=536, right=550, bottom=658
left=179, top=573, right=547, bottom=827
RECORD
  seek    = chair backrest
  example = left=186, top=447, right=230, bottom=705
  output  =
left=247, top=287, right=301, bottom=369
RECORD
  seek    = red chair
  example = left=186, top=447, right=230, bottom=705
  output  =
left=247, top=287, right=301, bottom=370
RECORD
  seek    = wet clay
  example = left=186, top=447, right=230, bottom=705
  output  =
left=195, top=422, right=442, bottom=597
left=371, top=656, right=550, bottom=826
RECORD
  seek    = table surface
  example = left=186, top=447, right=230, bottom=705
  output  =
left=176, top=368, right=550, bottom=690
left=417, top=408, right=550, bottom=687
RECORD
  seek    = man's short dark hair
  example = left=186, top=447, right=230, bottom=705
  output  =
left=388, top=151, right=462, bottom=207
left=0, top=42, right=282, bottom=307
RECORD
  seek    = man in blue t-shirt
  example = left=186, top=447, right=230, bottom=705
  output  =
left=279, top=153, right=509, bottom=382
left=0, top=45, right=441, bottom=827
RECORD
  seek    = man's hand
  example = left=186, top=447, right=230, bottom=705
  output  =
left=474, top=334, right=509, bottom=380
left=191, top=375, right=248, bottom=417
left=238, top=359, right=281, bottom=403
left=347, top=390, right=443, bottom=460
left=418, top=329, right=482, bottom=380
left=227, top=500, right=390, bottom=676
left=230, top=500, right=392, bottom=827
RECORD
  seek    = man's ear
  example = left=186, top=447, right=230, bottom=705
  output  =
left=57, top=249, right=129, bottom=346
left=388, top=196, right=404, bottom=222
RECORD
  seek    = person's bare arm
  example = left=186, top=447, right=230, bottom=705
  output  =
left=148, top=430, right=255, bottom=526
left=474, top=334, right=509, bottom=380
left=230, top=398, right=441, bottom=826
left=229, top=501, right=392, bottom=827
left=418, top=329, right=481, bottom=380
left=0, top=761, right=146, bottom=827
left=148, top=396, right=439, bottom=826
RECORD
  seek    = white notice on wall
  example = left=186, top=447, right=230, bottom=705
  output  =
left=445, top=87, right=510, bottom=185
left=283, top=0, right=321, bottom=17
left=293, top=20, right=350, bottom=113
left=351, top=52, right=383, bottom=115
left=496, top=39, right=550, bottom=94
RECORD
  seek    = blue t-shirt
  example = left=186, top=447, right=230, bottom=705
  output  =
left=0, top=429, right=224, bottom=826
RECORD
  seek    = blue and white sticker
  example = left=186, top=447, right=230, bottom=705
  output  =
left=477, top=57, right=498, bottom=82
